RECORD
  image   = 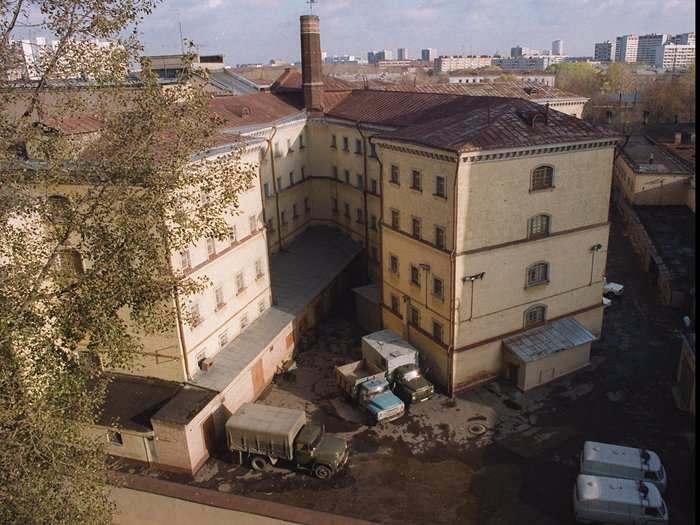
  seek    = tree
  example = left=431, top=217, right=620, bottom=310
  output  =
left=0, top=2, right=255, bottom=523
left=546, top=62, right=602, bottom=97
left=640, top=67, right=696, bottom=124
left=602, top=62, right=636, bottom=94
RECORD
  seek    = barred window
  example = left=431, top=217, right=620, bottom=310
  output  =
left=411, top=170, right=422, bottom=191
left=433, top=320, right=444, bottom=342
left=531, top=166, right=554, bottom=191
left=390, top=165, right=400, bottom=184
left=526, top=262, right=549, bottom=287
left=391, top=294, right=400, bottom=314
left=409, top=305, right=420, bottom=327
left=410, top=265, right=421, bottom=287
left=524, top=305, right=546, bottom=327
left=389, top=255, right=399, bottom=275
left=412, top=217, right=421, bottom=239
left=528, top=214, right=550, bottom=239
left=435, top=176, right=446, bottom=197
left=391, top=209, right=400, bottom=229
left=432, top=277, right=444, bottom=299
left=435, top=226, right=446, bottom=249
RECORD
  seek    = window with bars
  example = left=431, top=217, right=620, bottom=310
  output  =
left=331, top=134, right=337, bottom=149
left=289, top=171, right=295, bottom=186
left=299, top=134, right=305, bottom=149
left=281, top=211, right=287, bottom=225
left=409, top=305, right=420, bottom=327
left=277, top=176, right=283, bottom=190
left=531, top=165, right=554, bottom=191
left=528, top=214, right=551, bottom=239
left=370, top=178, right=378, bottom=194
left=355, top=138, right=362, bottom=154
left=356, top=174, right=363, bottom=189
left=356, top=208, right=364, bottom=223
left=305, top=197, right=311, bottom=213
left=432, top=277, right=444, bottom=299
left=526, top=262, right=549, bottom=287
left=391, top=294, right=400, bottom=315
left=390, top=165, right=400, bottom=184
left=240, top=313, right=249, bottom=330
left=435, top=226, right=446, bottom=249
left=286, top=138, right=294, bottom=153
left=371, top=215, right=378, bottom=231
left=432, top=320, right=444, bottom=342
left=410, top=170, right=422, bottom=191
left=344, top=170, right=350, bottom=184
left=206, top=238, right=216, bottom=258
left=180, top=249, right=192, bottom=270
left=389, top=255, right=399, bottom=275
left=214, top=286, right=225, bottom=309
left=391, top=209, right=400, bottom=229
left=235, top=272, right=245, bottom=294
left=524, top=305, right=546, bottom=327
left=332, top=165, right=338, bottom=179
left=255, top=258, right=264, bottom=279
left=263, top=182, right=272, bottom=198
left=369, top=143, right=378, bottom=158
left=293, top=203, right=299, bottom=219
left=435, top=176, right=446, bottom=197
left=410, top=265, right=421, bottom=287
left=218, top=331, right=229, bottom=349
left=342, top=136, right=349, bottom=151
left=301, top=166, right=306, bottom=179
left=412, top=217, right=421, bottom=239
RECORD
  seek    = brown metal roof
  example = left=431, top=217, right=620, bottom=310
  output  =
left=271, top=68, right=354, bottom=93
left=328, top=90, right=615, bottom=152
left=503, top=317, right=596, bottom=363
left=210, top=92, right=304, bottom=128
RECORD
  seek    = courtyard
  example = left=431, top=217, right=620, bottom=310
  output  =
left=116, top=215, right=695, bottom=525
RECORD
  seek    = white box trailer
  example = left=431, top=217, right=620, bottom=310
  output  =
left=361, top=329, right=419, bottom=376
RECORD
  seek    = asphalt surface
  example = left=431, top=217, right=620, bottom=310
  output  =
left=118, top=213, right=695, bottom=525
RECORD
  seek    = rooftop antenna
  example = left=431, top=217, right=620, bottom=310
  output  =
left=307, top=0, right=317, bottom=15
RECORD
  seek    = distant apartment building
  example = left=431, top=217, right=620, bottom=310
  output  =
left=655, top=43, right=695, bottom=71
left=449, top=71, right=556, bottom=86
left=637, top=34, right=669, bottom=65
left=433, top=55, right=493, bottom=73
left=552, top=39, right=564, bottom=55
left=494, top=55, right=563, bottom=71
left=594, top=41, right=615, bottom=62
left=615, top=34, right=639, bottom=63
left=368, top=49, right=392, bottom=65
left=421, top=48, right=437, bottom=62
left=397, top=48, right=409, bottom=60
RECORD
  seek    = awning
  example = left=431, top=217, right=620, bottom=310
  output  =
left=503, top=317, right=596, bottom=363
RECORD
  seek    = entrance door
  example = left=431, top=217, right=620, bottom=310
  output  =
left=251, top=358, right=265, bottom=396
left=508, top=363, right=519, bottom=385
left=539, top=367, right=555, bottom=384
left=202, top=414, right=216, bottom=455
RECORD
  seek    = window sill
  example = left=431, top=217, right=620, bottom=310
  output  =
left=409, top=186, right=423, bottom=193
left=527, top=233, right=550, bottom=241
left=236, top=288, right=247, bottom=296
left=410, top=282, right=421, bottom=289
left=255, top=274, right=265, bottom=281
left=525, top=280, right=549, bottom=289
left=433, top=193, right=447, bottom=200
left=529, top=186, right=556, bottom=193
left=432, top=294, right=445, bottom=302
left=389, top=181, right=400, bottom=187
left=215, top=303, right=227, bottom=312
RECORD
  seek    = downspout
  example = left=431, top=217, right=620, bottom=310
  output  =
left=356, top=121, right=371, bottom=277
left=448, top=156, right=460, bottom=397
left=369, top=135, right=385, bottom=328
left=266, top=126, right=283, bottom=251
left=255, top=142, right=272, bottom=262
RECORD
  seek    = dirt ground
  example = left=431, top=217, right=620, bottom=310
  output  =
left=119, top=214, right=695, bottom=525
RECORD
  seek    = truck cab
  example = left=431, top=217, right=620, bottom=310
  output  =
left=293, top=424, right=349, bottom=480
left=358, top=377, right=405, bottom=423
left=392, top=364, right=435, bottom=403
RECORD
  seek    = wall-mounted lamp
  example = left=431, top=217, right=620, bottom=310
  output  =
left=590, top=244, right=603, bottom=252
left=462, top=272, right=486, bottom=321
left=462, top=272, right=486, bottom=283
left=419, top=263, right=431, bottom=271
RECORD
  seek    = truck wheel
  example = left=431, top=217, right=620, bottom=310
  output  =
left=313, top=464, right=333, bottom=480
left=250, top=456, right=268, bottom=471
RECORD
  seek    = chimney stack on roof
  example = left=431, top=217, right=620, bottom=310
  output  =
left=300, top=15, right=324, bottom=115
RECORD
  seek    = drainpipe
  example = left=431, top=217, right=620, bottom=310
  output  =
left=448, top=157, right=460, bottom=397
left=266, top=126, right=283, bottom=251
left=356, top=121, right=371, bottom=278
left=369, top=135, right=385, bottom=328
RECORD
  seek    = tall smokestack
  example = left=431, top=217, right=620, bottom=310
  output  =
left=300, top=15, right=324, bottom=115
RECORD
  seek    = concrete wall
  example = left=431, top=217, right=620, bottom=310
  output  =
left=614, top=154, right=692, bottom=206
left=518, top=342, right=591, bottom=391
left=87, top=426, right=155, bottom=464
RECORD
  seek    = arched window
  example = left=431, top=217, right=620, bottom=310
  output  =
left=526, top=261, right=549, bottom=287
left=528, top=214, right=551, bottom=239
left=524, top=305, right=547, bottom=327
left=531, top=165, right=554, bottom=191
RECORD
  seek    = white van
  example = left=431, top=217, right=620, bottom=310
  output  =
left=573, top=474, right=668, bottom=524
left=580, top=441, right=667, bottom=493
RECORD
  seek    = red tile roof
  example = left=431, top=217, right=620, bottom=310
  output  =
left=271, top=68, right=354, bottom=93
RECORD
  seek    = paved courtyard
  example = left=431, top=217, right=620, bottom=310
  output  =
left=119, top=215, right=695, bottom=525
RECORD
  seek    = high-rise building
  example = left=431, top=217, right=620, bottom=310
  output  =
left=552, top=39, right=564, bottom=55
left=433, top=55, right=494, bottom=73
left=594, top=41, right=615, bottom=62
left=637, top=33, right=669, bottom=65
left=368, top=49, right=393, bottom=64
left=421, top=48, right=437, bottom=62
left=615, top=34, right=639, bottom=63
left=670, top=32, right=695, bottom=46
left=655, top=43, right=696, bottom=71
left=397, top=48, right=409, bottom=60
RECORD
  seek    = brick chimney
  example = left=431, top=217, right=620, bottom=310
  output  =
left=300, top=15, right=324, bottom=115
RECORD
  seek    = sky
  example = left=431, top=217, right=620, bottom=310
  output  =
left=121, top=0, right=694, bottom=64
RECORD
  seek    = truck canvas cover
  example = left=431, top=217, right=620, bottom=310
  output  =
left=226, top=403, right=306, bottom=461
left=362, top=329, right=419, bottom=375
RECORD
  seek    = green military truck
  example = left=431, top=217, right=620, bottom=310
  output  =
left=225, top=403, right=349, bottom=480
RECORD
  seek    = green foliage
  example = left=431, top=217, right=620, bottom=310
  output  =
left=0, top=1, right=256, bottom=523
left=547, top=62, right=602, bottom=97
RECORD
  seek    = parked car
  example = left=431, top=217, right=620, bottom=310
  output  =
left=603, top=277, right=625, bottom=297
left=361, top=329, right=434, bottom=404
left=335, top=359, right=405, bottom=423
left=603, top=296, right=612, bottom=308
left=573, top=474, right=668, bottom=524
left=226, top=403, right=349, bottom=480
left=580, top=441, right=667, bottom=493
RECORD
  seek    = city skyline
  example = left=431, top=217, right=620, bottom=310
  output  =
left=131, top=0, right=694, bottom=64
